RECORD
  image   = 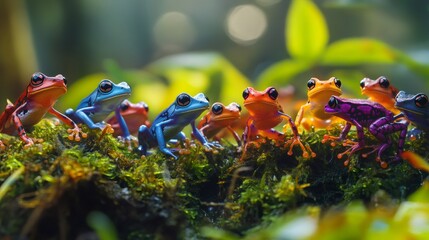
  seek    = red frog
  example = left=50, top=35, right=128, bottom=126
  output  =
left=242, top=87, right=315, bottom=158
left=0, top=72, right=85, bottom=149
left=360, top=76, right=400, bottom=114
left=295, top=77, right=343, bottom=130
left=106, top=100, right=150, bottom=136
left=198, top=102, right=241, bottom=145
left=323, top=96, right=408, bottom=168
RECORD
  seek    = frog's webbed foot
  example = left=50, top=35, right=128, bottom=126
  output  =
left=98, top=124, right=114, bottom=141
left=203, top=141, right=223, bottom=154
left=23, top=137, right=43, bottom=150
left=361, top=143, right=391, bottom=168
left=285, top=136, right=316, bottom=158
left=337, top=143, right=364, bottom=166
left=322, top=135, right=357, bottom=147
left=160, top=147, right=178, bottom=160
left=67, top=126, right=87, bottom=142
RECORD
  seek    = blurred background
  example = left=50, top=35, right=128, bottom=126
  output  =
left=1, top=0, right=429, bottom=114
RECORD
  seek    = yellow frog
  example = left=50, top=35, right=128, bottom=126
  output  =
left=294, top=77, right=342, bottom=131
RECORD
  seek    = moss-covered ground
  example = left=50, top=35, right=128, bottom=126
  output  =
left=0, top=120, right=428, bottom=239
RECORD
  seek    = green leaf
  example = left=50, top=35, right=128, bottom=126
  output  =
left=257, top=60, right=309, bottom=88
left=286, top=0, right=329, bottom=61
left=320, top=38, right=397, bottom=65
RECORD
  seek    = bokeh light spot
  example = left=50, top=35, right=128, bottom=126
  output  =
left=153, top=12, right=196, bottom=52
left=226, top=5, right=267, bottom=45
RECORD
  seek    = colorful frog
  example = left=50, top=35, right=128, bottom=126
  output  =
left=0, top=72, right=85, bottom=149
left=198, top=102, right=241, bottom=145
left=106, top=100, right=150, bottom=136
left=295, top=77, right=342, bottom=130
left=242, top=87, right=315, bottom=158
left=394, top=91, right=429, bottom=134
left=137, top=93, right=214, bottom=159
left=65, top=79, right=131, bottom=140
left=323, top=96, right=408, bottom=168
left=360, top=76, right=400, bottom=114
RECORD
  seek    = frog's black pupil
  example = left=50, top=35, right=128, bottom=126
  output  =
left=335, top=78, right=341, bottom=88
left=328, top=97, right=337, bottom=108
left=307, top=79, right=316, bottom=90
left=212, top=104, right=223, bottom=115
left=177, top=94, right=191, bottom=106
left=415, top=94, right=428, bottom=108
left=31, top=73, right=44, bottom=86
left=100, top=80, right=113, bottom=93
left=235, top=103, right=242, bottom=112
left=379, top=77, right=390, bottom=88
left=268, top=88, right=278, bottom=100
left=359, top=80, right=365, bottom=89
left=242, top=88, right=250, bottom=100
left=120, top=103, right=129, bottom=111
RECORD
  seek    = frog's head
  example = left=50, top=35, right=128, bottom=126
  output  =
left=360, top=76, right=398, bottom=99
left=26, top=72, right=67, bottom=100
left=173, top=93, right=209, bottom=117
left=209, top=102, right=241, bottom=122
left=395, top=91, right=429, bottom=117
left=119, top=100, right=149, bottom=116
left=94, top=79, right=131, bottom=106
left=307, top=77, right=342, bottom=100
left=242, top=87, right=282, bottom=114
left=324, top=95, right=346, bottom=114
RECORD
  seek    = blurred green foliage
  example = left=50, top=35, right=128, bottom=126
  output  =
left=257, top=0, right=429, bottom=95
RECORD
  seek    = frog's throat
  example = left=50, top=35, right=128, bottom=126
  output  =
left=244, top=100, right=278, bottom=108
left=28, top=86, right=66, bottom=96
left=361, top=88, right=392, bottom=96
left=308, top=87, right=341, bottom=97
left=395, top=106, right=424, bottom=116
left=210, top=115, right=239, bottom=121
left=101, top=93, right=131, bottom=101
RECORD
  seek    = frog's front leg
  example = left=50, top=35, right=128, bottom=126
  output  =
left=280, top=112, right=316, bottom=158
left=322, top=122, right=354, bottom=146
left=49, top=108, right=87, bottom=141
left=191, top=120, right=220, bottom=150
left=11, top=104, right=34, bottom=148
left=337, top=121, right=366, bottom=166
left=293, top=103, right=311, bottom=131
left=73, top=106, right=106, bottom=130
left=153, top=119, right=178, bottom=159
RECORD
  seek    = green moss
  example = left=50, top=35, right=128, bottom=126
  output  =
left=0, top=120, right=427, bottom=239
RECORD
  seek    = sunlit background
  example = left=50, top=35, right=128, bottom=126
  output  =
left=1, top=0, right=429, bottom=114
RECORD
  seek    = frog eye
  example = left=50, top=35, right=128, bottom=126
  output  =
left=177, top=93, right=191, bottom=106
left=328, top=96, right=338, bottom=108
left=307, top=79, right=316, bottom=90
left=120, top=102, right=129, bottom=111
left=143, top=103, right=149, bottom=112
left=99, top=80, right=113, bottom=93
left=359, top=79, right=366, bottom=89
left=233, top=103, right=242, bottom=112
left=415, top=94, right=428, bottom=108
left=334, top=78, right=341, bottom=88
left=379, top=77, right=390, bottom=88
left=212, top=103, right=223, bottom=115
left=242, top=88, right=250, bottom=100
left=268, top=87, right=278, bottom=100
left=31, top=72, right=45, bottom=86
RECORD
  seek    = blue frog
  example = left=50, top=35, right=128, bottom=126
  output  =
left=137, top=92, right=214, bottom=159
left=65, top=79, right=132, bottom=140
left=395, top=91, right=429, bottom=137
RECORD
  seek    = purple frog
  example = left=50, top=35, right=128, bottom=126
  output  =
left=322, top=96, right=408, bottom=168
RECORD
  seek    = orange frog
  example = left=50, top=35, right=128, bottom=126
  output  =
left=294, top=77, right=342, bottom=131
left=360, top=76, right=400, bottom=114
left=242, top=87, right=315, bottom=158
left=106, top=100, right=150, bottom=136
left=198, top=102, right=241, bottom=145
left=0, top=72, right=85, bottom=149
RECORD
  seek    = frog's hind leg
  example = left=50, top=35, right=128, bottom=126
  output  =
left=137, top=125, right=152, bottom=156
left=368, top=118, right=408, bottom=168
